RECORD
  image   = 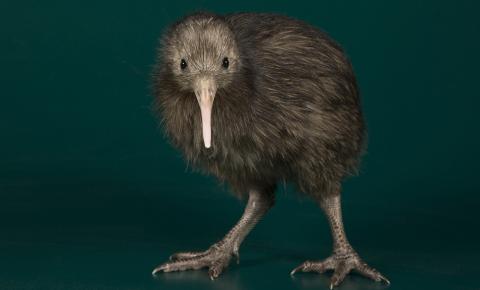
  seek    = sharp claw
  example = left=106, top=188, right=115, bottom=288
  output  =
left=290, top=263, right=306, bottom=276
left=209, top=269, right=219, bottom=280
left=152, top=265, right=166, bottom=276
left=381, top=276, right=391, bottom=285
left=329, top=283, right=334, bottom=290
left=290, top=265, right=301, bottom=276
left=291, top=260, right=313, bottom=276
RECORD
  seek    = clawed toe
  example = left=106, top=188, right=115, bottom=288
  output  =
left=291, top=258, right=332, bottom=275
left=153, top=256, right=206, bottom=274
left=152, top=245, right=233, bottom=279
left=354, top=261, right=390, bottom=285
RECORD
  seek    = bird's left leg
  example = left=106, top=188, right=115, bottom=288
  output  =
left=152, top=185, right=275, bottom=279
left=291, top=192, right=389, bottom=288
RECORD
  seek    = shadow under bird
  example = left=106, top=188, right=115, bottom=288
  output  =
left=151, top=12, right=389, bottom=288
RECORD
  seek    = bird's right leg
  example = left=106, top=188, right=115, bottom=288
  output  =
left=152, top=185, right=275, bottom=279
left=290, top=191, right=389, bottom=288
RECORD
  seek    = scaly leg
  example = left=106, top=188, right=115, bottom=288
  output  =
left=152, top=185, right=275, bottom=279
left=291, top=193, right=389, bottom=288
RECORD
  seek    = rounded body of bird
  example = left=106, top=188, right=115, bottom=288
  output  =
left=153, top=13, right=366, bottom=197
left=152, top=13, right=389, bottom=287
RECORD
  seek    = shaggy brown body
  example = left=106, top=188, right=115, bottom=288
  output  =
left=152, top=12, right=388, bottom=288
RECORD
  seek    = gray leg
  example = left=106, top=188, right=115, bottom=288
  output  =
left=152, top=186, right=275, bottom=279
left=291, top=194, right=389, bottom=288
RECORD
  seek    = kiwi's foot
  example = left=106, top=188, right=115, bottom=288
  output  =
left=290, top=251, right=390, bottom=289
left=152, top=243, right=238, bottom=280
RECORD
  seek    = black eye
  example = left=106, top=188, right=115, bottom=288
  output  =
left=222, top=57, right=229, bottom=69
left=180, top=59, right=187, bottom=70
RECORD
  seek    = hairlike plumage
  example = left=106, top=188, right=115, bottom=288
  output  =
left=151, top=13, right=388, bottom=288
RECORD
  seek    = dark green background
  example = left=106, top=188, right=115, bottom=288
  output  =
left=1, top=1, right=479, bottom=289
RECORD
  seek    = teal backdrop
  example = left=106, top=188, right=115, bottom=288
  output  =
left=1, top=1, right=479, bottom=289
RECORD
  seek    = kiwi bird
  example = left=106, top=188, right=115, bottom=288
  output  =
left=151, top=12, right=389, bottom=288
